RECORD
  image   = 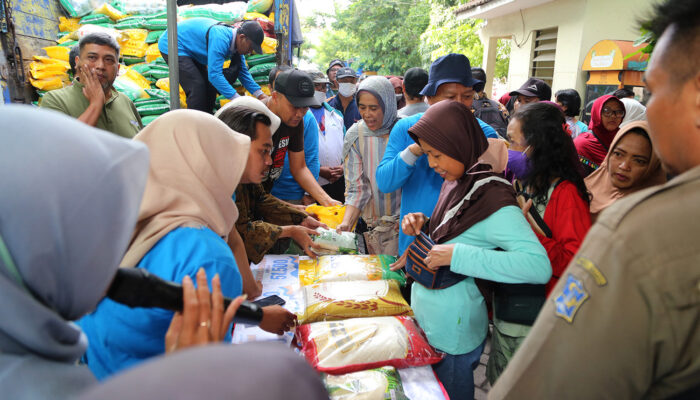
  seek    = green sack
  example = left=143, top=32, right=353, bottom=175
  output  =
left=247, top=0, right=273, bottom=14
left=254, top=75, right=268, bottom=85
left=144, top=18, right=167, bottom=31
left=141, top=115, right=159, bottom=126
left=152, top=57, right=167, bottom=66
left=130, top=63, right=151, bottom=75
left=248, top=61, right=276, bottom=77
left=58, top=40, right=79, bottom=48
left=80, top=13, right=112, bottom=25
left=134, top=97, right=167, bottom=106
left=245, top=53, right=276, bottom=67
left=144, top=88, right=170, bottom=101
left=145, top=30, right=165, bottom=44
left=145, top=11, right=167, bottom=19
left=137, top=102, right=170, bottom=116
left=122, top=56, right=146, bottom=65
left=115, top=16, right=146, bottom=30
left=147, top=69, right=169, bottom=80
left=59, top=0, right=106, bottom=17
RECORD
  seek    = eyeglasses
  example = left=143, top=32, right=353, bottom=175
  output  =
left=602, top=108, right=625, bottom=118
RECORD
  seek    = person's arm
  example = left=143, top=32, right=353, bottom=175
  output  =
left=477, top=118, right=499, bottom=139
left=289, top=150, right=336, bottom=206
left=303, top=112, right=321, bottom=180
left=375, top=118, right=420, bottom=193
left=337, top=140, right=371, bottom=231
left=448, top=206, right=551, bottom=284
left=206, top=30, right=238, bottom=99
left=236, top=54, right=264, bottom=99
left=226, top=227, right=262, bottom=299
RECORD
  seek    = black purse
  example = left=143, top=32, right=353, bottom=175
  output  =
left=492, top=283, right=546, bottom=325
left=405, top=232, right=466, bottom=289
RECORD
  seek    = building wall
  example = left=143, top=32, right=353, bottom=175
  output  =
left=477, top=0, right=656, bottom=99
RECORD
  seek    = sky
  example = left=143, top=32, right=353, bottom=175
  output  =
left=292, top=0, right=349, bottom=68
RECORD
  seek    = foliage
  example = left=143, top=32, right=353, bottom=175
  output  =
left=419, top=1, right=483, bottom=66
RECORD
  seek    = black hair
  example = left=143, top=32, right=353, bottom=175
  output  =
left=615, top=127, right=651, bottom=152
left=78, top=32, right=120, bottom=56
left=268, top=64, right=292, bottom=88
left=554, top=89, right=582, bottom=117
left=612, top=88, right=635, bottom=99
left=216, top=106, right=272, bottom=141
left=471, top=67, right=486, bottom=83
left=644, top=0, right=700, bottom=85
left=512, top=102, right=590, bottom=206
left=69, top=45, right=80, bottom=76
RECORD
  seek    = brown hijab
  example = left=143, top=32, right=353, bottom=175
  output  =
left=408, top=100, right=516, bottom=243
left=585, top=120, right=666, bottom=215
left=121, top=110, right=251, bottom=267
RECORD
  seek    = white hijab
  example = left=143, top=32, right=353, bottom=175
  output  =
left=0, top=106, right=149, bottom=399
left=620, top=97, right=646, bottom=127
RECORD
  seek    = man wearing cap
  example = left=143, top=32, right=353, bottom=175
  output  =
left=326, top=59, right=344, bottom=98
left=158, top=18, right=267, bottom=113
left=397, top=67, right=429, bottom=118
left=509, top=77, right=552, bottom=111
left=376, top=53, right=499, bottom=258
left=263, top=69, right=339, bottom=207
left=328, top=66, right=362, bottom=130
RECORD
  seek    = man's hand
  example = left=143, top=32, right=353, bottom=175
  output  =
left=301, top=216, right=328, bottom=230
left=328, top=166, right=344, bottom=183
left=280, top=225, right=321, bottom=258
left=390, top=250, right=408, bottom=271
left=259, top=305, right=296, bottom=335
left=257, top=93, right=269, bottom=101
left=319, top=166, right=334, bottom=180
left=79, top=65, right=106, bottom=108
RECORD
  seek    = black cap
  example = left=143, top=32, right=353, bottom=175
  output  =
left=509, top=78, right=552, bottom=101
left=420, top=53, right=484, bottom=96
left=335, top=67, right=356, bottom=80
left=274, top=70, right=321, bottom=107
left=238, top=21, right=264, bottom=55
left=327, top=59, right=344, bottom=73
left=403, top=67, right=429, bottom=97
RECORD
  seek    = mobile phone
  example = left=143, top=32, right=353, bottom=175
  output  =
left=253, top=295, right=286, bottom=307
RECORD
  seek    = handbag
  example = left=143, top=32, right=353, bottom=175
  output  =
left=405, top=232, right=466, bottom=289
left=492, top=283, right=546, bottom=325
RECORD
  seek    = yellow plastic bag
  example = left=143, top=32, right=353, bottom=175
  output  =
left=93, top=3, right=129, bottom=21
left=32, top=56, right=71, bottom=70
left=30, top=75, right=69, bottom=91
left=299, top=255, right=405, bottom=286
left=261, top=37, right=277, bottom=54
left=29, top=60, right=69, bottom=79
left=305, top=204, right=346, bottom=229
left=43, top=46, right=70, bottom=62
left=297, top=280, right=412, bottom=324
left=244, top=12, right=268, bottom=20
left=145, top=44, right=161, bottom=63
left=59, top=16, right=80, bottom=33
left=156, top=78, right=188, bottom=108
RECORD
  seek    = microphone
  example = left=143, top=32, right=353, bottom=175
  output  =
left=106, top=268, right=264, bottom=326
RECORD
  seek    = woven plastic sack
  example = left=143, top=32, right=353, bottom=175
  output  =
left=247, top=0, right=272, bottom=14
left=299, top=255, right=405, bottom=287
left=58, top=39, right=79, bottom=47
left=245, top=53, right=276, bottom=67
left=121, top=0, right=165, bottom=15
left=59, top=17, right=81, bottom=32
left=155, top=77, right=187, bottom=108
left=144, top=18, right=167, bottom=31
left=261, top=36, right=277, bottom=54
left=59, top=0, right=107, bottom=18
left=30, top=60, right=69, bottom=79
left=304, top=204, right=347, bottom=229
left=323, top=367, right=409, bottom=400
left=75, top=24, right=126, bottom=43
left=80, top=13, right=111, bottom=25
left=137, top=102, right=170, bottom=116
left=297, top=316, right=443, bottom=374
left=134, top=97, right=165, bottom=106
left=244, top=12, right=268, bottom=20
left=141, top=115, right=159, bottom=125
left=30, top=75, right=69, bottom=91
left=115, top=16, right=146, bottom=30
left=178, top=3, right=246, bottom=23
left=310, top=228, right=358, bottom=256
left=248, top=61, right=276, bottom=77
left=93, top=3, right=128, bottom=20
left=297, top=280, right=411, bottom=324
left=145, top=43, right=161, bottom=63
left=122, top=56, right=145, bottom=65
left=120, top=28, right=148, bottom=41
left=114, top=74, right=148, bottom=100
left=146, top=30, right=164, bottom=44
left=144, top=88, right=169, bottom=101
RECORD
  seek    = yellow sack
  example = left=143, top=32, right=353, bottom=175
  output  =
left=30, top=75, right=69, bottom=91
left=32, top=56, right=71, bottom=69
left=299, top=255, right=405, bottom=287
left=124, top=67, right=151, bottom=90
left=244, top=12, right=268, bottom=21
left=120, top=29, right=149, bottom=42
left=145, top=44, right=161, bottom=63
left=29, top=60, right=69, bottom=79
left=305, top=204, right=346, bottom=229
left=57, top=35, right=75, bottom=45
left=261, top=37, right=277, bottom=54
left=93, top=3, right=128, bottom=21
left=59, top=16, right=80, bottom=33
left=121, top=39, right=149, bottom=58
left=43, top=46, right=70, bottom=62
left=297, top=280, right=412, bottom=324
left=268, top=12, right=274, bottom=22
left=220, top=98, right=231, bottom=108
left=155, top=78, right=188, bottom=108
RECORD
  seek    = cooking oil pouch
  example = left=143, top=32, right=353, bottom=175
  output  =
left=299, top=255, right=405, bottom=287
left=304, top=204, right=347, bottom=230
left=323, top=367, right=409, bottom=400
left=297, top=280, right=411, bottom=324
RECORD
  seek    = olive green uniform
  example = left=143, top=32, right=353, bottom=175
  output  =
left=40, top=80, right=142, bottom=139
left=489, top=166, right=700, bottom=399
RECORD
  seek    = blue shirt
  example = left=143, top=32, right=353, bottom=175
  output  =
left=158, top=18, right=261, bottom=99
left=328, top=95, right=361, bottom=131
left=78, top=227, right=242, bottom=379
left=270, top=110, right=320, bottom=201
left=375, top=112, right=499, bottom=254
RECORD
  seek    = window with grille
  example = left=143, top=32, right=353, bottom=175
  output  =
left=531, top=27, right=558, bottom=86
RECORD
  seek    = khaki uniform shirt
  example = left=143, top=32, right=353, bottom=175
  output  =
left=234, top=183, right=307, bottom=264
left=489, top=165, right=700, bottom=399
left=40, top=80, right=142, bottom=138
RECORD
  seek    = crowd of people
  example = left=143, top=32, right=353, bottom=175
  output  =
left=1, top=0, right=698, bottom=398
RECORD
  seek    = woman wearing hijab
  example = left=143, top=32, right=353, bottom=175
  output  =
left=574, top=95, right=626, bottom=176
left=585, top=121, right=666, bottom=220
left=620, top=97, right=647, bottom=127
left=389, top=76, right=406, bottom=110
left=79, top=110, right=296, bottom=380
left=337, top=76, right=402, bottom=233
left=398, top=101, right=551, bottom=399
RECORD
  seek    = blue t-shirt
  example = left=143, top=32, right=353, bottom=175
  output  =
left=328, top=95, right=361, bottom=131
left=271, top=110, right=321, bottom=201
left=375, top=112, right=499, bottom=254
left=78, top=227, right=242, bottom=380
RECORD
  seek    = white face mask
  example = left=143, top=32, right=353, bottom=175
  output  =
left=395, top=94, right=403, bottom=102
left=338, top=82, right=356, bottom=97
left=313, top=90, right=326, bottom=106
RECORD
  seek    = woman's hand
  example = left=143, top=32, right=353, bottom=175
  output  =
left=401, top=213, right=427, bottom=236
left=424, top=244, right=455, bottom=270
left=280, top=225, right=321, bottom=258
left=165, top=268, right=245, bottom=353
left=390, top=249, right=408, bottom=271
left=259, top=305, right=297, bottom=335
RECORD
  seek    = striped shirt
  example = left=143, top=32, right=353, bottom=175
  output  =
left=344, top=123, right=401, bottom=226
